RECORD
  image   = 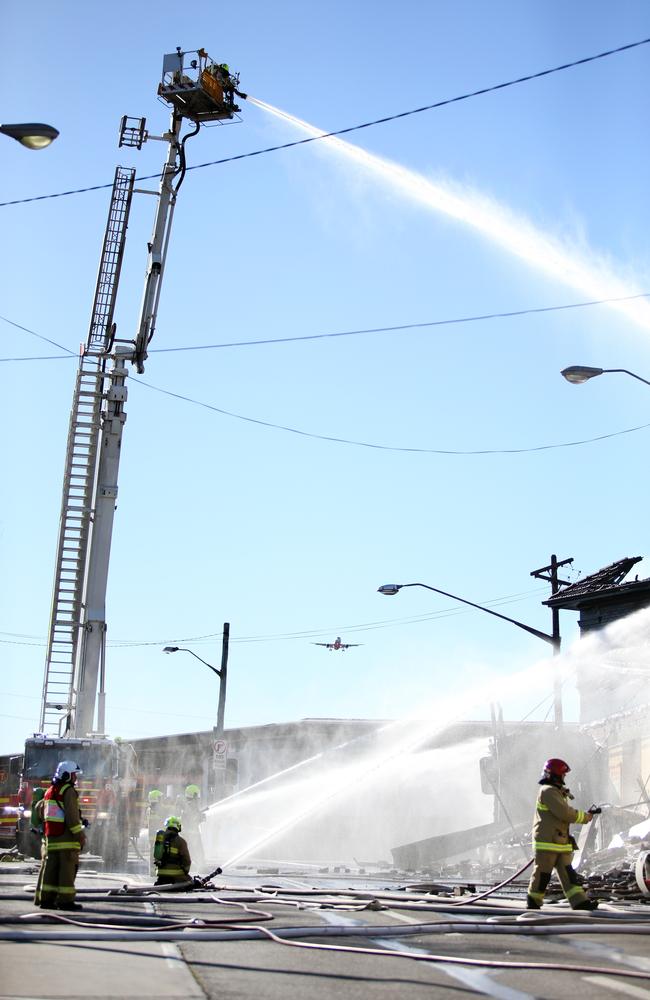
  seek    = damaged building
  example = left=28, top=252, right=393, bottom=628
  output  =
left=392, top=556, right=650, bottom=877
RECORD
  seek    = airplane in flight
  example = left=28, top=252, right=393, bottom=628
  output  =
left=312, top=636, right=362, bottom=651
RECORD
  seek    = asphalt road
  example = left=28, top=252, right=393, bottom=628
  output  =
left=1, top=861, right=650, bottom=1000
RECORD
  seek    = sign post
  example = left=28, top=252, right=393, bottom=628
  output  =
left=213, top=738, right=227, bottom=771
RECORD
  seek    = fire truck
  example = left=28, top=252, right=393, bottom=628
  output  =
left=23, top=50, right=244, bottom=867
left=17, top=736, right=138, bottom=865
left=0, top=753, right=23, bottom=851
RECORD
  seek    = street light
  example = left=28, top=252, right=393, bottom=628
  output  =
left=378, top=583, right=556, bottom=645
left=561, top=366, right=650, bottom=388
left=0, top=122, right=59, bottom=149
left=163, top=627, right=229, bottom=736
left=378, top=582, right=563, bottom=724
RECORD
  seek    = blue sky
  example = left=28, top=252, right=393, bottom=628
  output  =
left=2, top=1, right=650, bottom=753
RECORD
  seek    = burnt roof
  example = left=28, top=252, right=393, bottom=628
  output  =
left=544, top=556, right=649, bottom=609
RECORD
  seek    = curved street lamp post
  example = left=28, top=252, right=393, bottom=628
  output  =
left=561, top=366, right=650, bottom=389
left=0, top=122, right=59, bottom=149
left=163, top=622, right=229, bottom=737
left=378, top=582, right=563, bottom=725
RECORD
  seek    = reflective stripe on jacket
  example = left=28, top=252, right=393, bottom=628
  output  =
left=531, top=783, right=590, bottom=853
left=44, top=782, right=83, bottom=850
left=155, top=832, right=191, bottom=877
left=45, top=839, right=84, bottom=851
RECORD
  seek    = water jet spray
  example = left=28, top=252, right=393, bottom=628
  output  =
left=247, top=96, right=650, bottom=331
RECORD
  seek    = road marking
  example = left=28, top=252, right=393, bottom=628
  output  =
left=160, top=939, right=186, bottom=972
left=387, top=909, right=444, bottom=925
left=377, top=935, right=535, bottom=1000
left=583, top=975, right=650, bottom=998
left=559, top=935, right=650, bottom=973
left=324, top=907, right=535, bottom=1000
left=142, top=900, right=204, bottom=994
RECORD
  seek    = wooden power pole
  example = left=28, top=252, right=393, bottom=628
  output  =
left=530, top=554, right=573, bottom=727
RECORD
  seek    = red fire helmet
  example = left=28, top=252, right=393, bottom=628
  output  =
left=543, top=758, right=570, bottom=778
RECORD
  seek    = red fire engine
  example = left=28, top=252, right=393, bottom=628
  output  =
left=0, top=753, right=23, bottom=851
left=17, top=736, right=137, bottom=866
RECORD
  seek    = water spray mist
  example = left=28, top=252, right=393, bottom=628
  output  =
left=248, top=96, right=650, bottom=332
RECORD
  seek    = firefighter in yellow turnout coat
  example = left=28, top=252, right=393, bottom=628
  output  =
left=37, top=760, right=86, bottom=910
left=527, top=758, right=598, bottom=910
left=153, top=816, right=192, bottom=885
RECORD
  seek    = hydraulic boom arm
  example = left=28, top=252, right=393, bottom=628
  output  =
left=40, top=49, right=242, bottom=738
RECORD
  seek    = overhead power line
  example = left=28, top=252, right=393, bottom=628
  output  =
left=134, top=378, right=650, bottom=456
left=3, top=297, right=650, bottom=455
left=0, top=315, right=73, bottom=354
left=0, top=587, right=547, bottom=648
left=0, top=354, right=73, bottom=362
left=150, top=293, right=650, bottom=353
left=2, top=292, right=649, bottom=362
left=2, top=37, right=648, bottom=208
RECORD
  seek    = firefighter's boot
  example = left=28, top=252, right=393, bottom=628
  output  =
left=526, top=893, right=543, bottom=910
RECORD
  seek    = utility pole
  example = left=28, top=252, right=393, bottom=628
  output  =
left=210, top=622, right=230, bottom=801
left=530, top=554, right=573, bottom=727
left=216, top=622, right=229, bottom=738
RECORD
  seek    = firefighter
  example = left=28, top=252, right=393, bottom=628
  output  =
left=147, top=788, right=165, bottom=830
left=152, top=816, right=191, bottom=885
left=147, top=788, right=165, bottom=876
left=30, top=786, right=46, bottom=835
left=175, top=782, right=201, bottom=818
left=178, top=783, right=204, bottom=870
left=37, top=761, right=86, bottom=910
left=527, top=757, right=599, bottom=910
left=31, top=787, right=46, bottom=906
left=94, top=778, right=116, bottom=860
left=214, top=62, right=235, bottom=102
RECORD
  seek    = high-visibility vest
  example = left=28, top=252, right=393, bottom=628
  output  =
left=43, top=783, right=71, bottom=837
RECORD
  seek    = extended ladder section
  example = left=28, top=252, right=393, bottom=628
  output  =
left=39, top=167, right=135, bottom=734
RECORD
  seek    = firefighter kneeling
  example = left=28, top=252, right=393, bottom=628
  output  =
left=527, top=758, right=599, bottom=911
left=153, top=816, right=191, bottom=885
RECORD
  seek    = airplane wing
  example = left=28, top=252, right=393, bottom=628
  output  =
left=341, top=643, right=362, bottom=649
left=312, top=643, right=332, bottom=648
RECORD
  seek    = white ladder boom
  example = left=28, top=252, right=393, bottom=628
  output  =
left=39, top=167, right=135, bottom=734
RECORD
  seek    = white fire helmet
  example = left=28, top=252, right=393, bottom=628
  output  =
left=53, top=760, right=83, bottom=782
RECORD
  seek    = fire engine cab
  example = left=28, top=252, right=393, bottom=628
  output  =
left=18, top=736, right=137, bottom=867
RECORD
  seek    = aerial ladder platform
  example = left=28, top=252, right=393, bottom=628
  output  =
left=39, top=49, right=243, bottom=738
left=40, top=167, right=135, bottom=734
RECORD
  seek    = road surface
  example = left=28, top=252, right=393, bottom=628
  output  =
left=1, top=860, right=650, bottom=999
